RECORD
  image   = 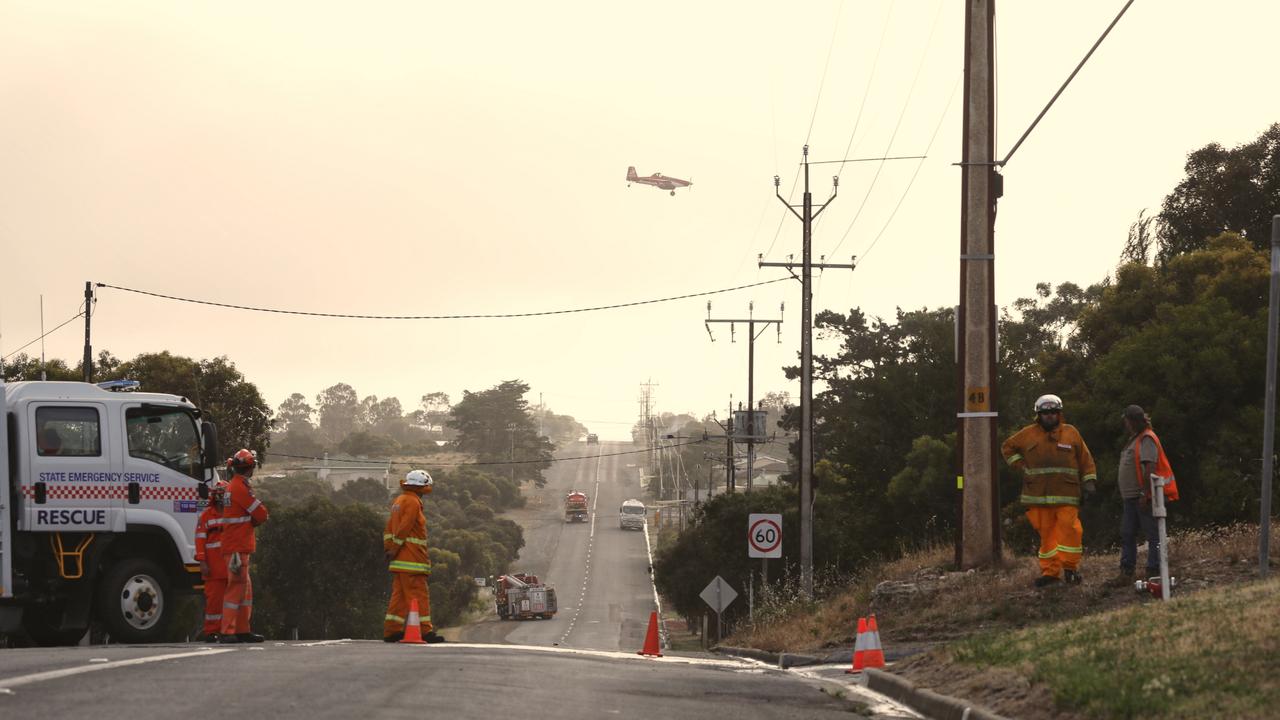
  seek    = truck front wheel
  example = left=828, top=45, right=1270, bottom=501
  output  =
left=97, top=558, right=171, bottom=643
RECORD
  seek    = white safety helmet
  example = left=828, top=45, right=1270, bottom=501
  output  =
left=403, top=469, right=434, bottom=488
left=1034, top=394, right=1064, bottom=413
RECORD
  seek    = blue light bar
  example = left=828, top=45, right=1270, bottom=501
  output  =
left=97, top=379, right=141, bottom=392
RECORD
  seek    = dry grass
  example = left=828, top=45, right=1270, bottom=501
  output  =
left=943, top=576, right=1280, bottom=718
left=730, top=522, right=1279, bottom=655
left=727, top=522, right=1280, bottom=719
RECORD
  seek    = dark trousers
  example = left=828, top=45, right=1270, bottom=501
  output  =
left=1120, top=497, right=1160, bottom=574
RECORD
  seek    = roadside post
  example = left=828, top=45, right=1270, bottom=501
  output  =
left=1150, top=474, right=1173, bottom=601
left=1261, top=214, right=1280, bottom=578
left=699, top=576, right=738, bottom=644
left=748, top=514, right=782, bottom=623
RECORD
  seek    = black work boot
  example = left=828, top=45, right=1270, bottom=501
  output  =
left=218, top=634, right=242, bottom=644
left=237, top=632, right=265, bottom=643
left=383, top=632, right=404, bottom=643
left=1063, top=569, right=1083, bottom=585
left=1033, top=575, right=1061, bottom=588
left=423, top=631, right=446, bottom=644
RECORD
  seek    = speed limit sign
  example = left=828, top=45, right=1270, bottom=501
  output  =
left=748, top=513, right=782, bottom=558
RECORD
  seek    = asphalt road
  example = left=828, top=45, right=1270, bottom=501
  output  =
left=0, top=441, right=919, bottom=718
left=0, top=641, right=903, bottom=719
left=456, top=440, right=656, bottom=652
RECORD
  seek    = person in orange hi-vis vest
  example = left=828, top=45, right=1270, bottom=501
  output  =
left=383, top=469, right=444, bottom=643
left=219, top=449, right=269, bottom=643
left=1002, top=394, right=1098, bottom=588
left=195, top=479, right=229, bottom=642
left=1114, top=404, right=1179, bottom=583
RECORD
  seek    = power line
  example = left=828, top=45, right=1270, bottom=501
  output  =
left=270, top=440, right=703, bottom=469
left=834, top=0, right=896, bottom=184
left=828, top=0, right=946, bottom=259
left=761, top=1, right=844, bottom=271
left=96, top=279, right=789, bottom=320
left=804, top=1, right=845, bottom=145
left=761, top=156, right=802, bottom=260
left=2, top=312, right=85, bottom=362
left=857, top=74, right=962, bottom=265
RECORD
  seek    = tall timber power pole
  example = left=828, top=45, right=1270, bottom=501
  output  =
left=957, top=0, right=1001, bottom=568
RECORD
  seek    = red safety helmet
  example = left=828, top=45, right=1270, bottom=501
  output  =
left=229, top=448, right=258, bottom=472
left=210, top=480, right=229, bottom=498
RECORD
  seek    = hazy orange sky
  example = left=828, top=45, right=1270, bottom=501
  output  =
left=3, top=1, right=1278, bottom=440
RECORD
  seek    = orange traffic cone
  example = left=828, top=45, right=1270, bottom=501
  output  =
left=863, top=614, right=886, bottom=669
left=637, top=610, right=663, bottom=657
left=845, top=616, right=868, bottom=674
left=399, top=599, right=426, bottom=645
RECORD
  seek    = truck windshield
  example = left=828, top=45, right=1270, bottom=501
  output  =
left=622, top=506, right=645, bottom=515
left=126, top=406, right=202, bottom=479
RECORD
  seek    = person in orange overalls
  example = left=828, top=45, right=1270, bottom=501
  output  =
left=1002, top=394, right=1098, bottom=588
left=383, top=469, right=443, bottom=643
left=220, top=449, right=269, bottom=643
left=195, top=479, right=229, bottom=642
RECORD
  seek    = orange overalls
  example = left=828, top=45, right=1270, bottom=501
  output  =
left=1002, top=420, right=1097, bottom=577
left=383, top=490, right=433, bottom=638
left=194, top=503, right=226, bottom=636
left=220, top=473, right=269, bottom=636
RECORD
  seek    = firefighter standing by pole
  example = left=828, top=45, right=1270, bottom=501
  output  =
left=220, top=449, right=268, bottom=643
left=195, top=479, right=229, bottom=642
left=383, top=469, right=444, bottom=643
left=1002, top=395, right=1098, bottom=587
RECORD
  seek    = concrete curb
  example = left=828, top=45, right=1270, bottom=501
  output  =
left=864, top=668, right=1011, bottom=720
left=714, top=643, right=931, bottom=669
left=712, top=645, right=824, bottom=669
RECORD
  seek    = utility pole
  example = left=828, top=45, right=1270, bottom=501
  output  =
left=1261, top=214, right=1280, bottom=578
left=957, top=0, right=1001, bottom=568
left=726, top=405, right=735, bottom=494
left=760, top=145, right=846, bottom=597
left=640, top=381, right=658, bottom=493
left=705, top=301, right=783, bottom=492
left=39, top=295, right=47, bottom=381
left=950, top=0, right=1134, bottom=568
left=82, top=282, right=94, bottom=383
left=507, top=423, right=517, bottom=486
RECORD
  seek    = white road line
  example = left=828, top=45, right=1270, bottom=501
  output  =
left=643, top=519, right=667, bottom=649
left=792, top=666, right=923, bottom=718
left=560, top=442, right=604, bottom=646
left=0, top=648, right=235, bottom=691
left=421, top=642, right=762, bottom=668
left=289, top=639, right=353, bottom=647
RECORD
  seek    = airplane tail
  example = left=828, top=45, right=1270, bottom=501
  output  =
left=626, top=166, right=638, bottom=181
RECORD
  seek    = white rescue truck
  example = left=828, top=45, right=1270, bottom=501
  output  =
left=0, top=380, right=221, bottom=645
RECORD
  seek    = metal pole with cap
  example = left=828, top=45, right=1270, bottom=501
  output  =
left=1151, top=473, right=1172, bottom=600
left=1261, top=214, right=1280, bottom=578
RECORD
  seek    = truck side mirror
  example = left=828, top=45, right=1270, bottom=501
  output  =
left=201, top=421, right=220, bottom=469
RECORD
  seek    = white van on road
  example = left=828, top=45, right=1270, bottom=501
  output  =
left=619, top=499, right=646, bottom=530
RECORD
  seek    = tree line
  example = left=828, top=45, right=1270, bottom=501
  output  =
left=274, top=380, right=584, bottom=473
left=248, top=468, right=525, bottom=639
left=655, top=123, right=1280, bottom=624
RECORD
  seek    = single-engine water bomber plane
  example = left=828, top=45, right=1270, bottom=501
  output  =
left=626, top=166, right=692, bottom=196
